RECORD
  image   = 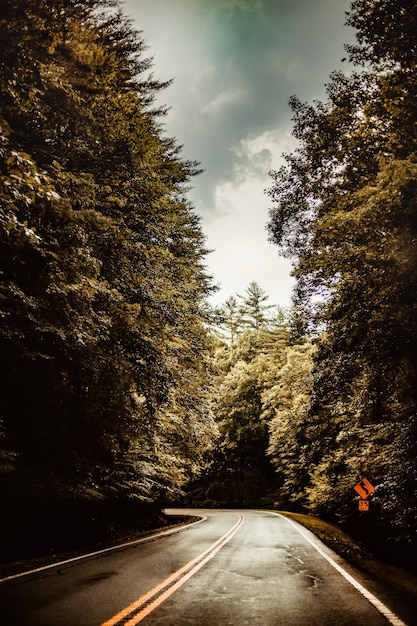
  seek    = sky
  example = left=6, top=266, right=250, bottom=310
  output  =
left=122, top=0, right=354, bottom=307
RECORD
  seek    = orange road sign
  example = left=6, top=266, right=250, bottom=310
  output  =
left=354, top=477, right=375, bottom=499
left=358, top=500, right=369, bottom=511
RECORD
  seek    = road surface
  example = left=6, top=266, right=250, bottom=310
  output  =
left=0, top=509, right=412, bottom=625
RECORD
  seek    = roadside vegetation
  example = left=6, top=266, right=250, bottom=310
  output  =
left=1, top=0, right=215, bottom=517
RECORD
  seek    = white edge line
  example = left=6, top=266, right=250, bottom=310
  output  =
left=269, top=512, right=408, bottom=626
left=0, top=515, right=207, bottom=584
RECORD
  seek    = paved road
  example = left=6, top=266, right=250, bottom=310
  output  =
left=0, top=509, right=411, bottom=625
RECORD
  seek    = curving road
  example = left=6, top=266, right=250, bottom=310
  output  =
left=0, top=509, right=411, bottom=625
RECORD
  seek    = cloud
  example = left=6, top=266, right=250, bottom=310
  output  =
left=201, top=86, right=250, bottom=118
left=204, top=167, right=294, bottom=305
left=121, top=0, right=353, bottom=305
left=201, top=125, right=296, bottom=304
left=127, top=0, right=350, bottom=207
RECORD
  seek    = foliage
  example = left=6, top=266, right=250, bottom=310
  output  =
left=266, top=342, right=316, bottom=509
left=188, top=283, right=291, bottom=507
left=214, top=281, right=289, bottom=343
left=237, top=281, right=275, bottom=330
left=0, top=0, right=215, bottom=505
left=266, top=0, right=417, bottom=548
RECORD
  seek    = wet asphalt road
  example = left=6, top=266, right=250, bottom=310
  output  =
left=0, top=509, right=411, bottom=625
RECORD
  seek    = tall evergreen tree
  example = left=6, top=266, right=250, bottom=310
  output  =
left=215, top=295, right=244, bottom=344
left=238, top=281, right=274, bottom=330
left=0, top=0, right=214, bottom=503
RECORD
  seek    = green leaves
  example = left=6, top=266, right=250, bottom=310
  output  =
left=266, top=0, right=417, bottom=542
left=346, top=0, right=417, bottom=70
left=197, top=293, right=292, bottom=507
left=0, top=0, right=214, bottom=504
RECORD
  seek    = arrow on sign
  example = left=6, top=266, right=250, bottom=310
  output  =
left=354, top=477, right=375, bottom=499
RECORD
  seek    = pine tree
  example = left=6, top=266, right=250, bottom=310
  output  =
left=0, top=0, right=214, bottom=503
left=238, top=281, right=274, bottom=330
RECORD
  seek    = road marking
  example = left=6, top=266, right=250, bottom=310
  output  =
left=0, top=516, right=206, bottom=584
left=101, top=513, right=244, bottom=626
left=271, top=512, right=408, bottom=626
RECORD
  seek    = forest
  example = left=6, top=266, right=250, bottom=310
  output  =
left=1, top=0, right=417, bottom=569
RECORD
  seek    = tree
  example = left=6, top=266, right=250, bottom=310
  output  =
left=215, top=295, right=244, bottom=344
left=266, top=0, right=417, bottom=547
left=189, top=286, right=290, bottom=507
left=266, top=342, right=315, bottom=509
left=0, top=0, right=215, bottom=505
left=346, top=0, right=417, bottom=71
left=238, top=281, right=274, bottom=330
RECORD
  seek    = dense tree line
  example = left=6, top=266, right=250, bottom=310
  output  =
left=267, top=0, right=417, bottom=560
left=0, top=0, right=216, bottom=508
left=189, top=282, right=305, bottom=507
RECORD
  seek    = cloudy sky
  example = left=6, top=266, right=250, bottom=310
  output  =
left=122, top=0, right=354, bottom=307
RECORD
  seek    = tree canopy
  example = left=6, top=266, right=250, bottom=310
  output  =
left=188, top=283, right=293, bottom=507
left=267, top=0, right=417, bottom=558
left=3, top=0, right=417, bottom=569
left=0, top=0, right=215, bottom=505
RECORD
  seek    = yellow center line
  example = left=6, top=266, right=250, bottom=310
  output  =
left=101, top=514, right=244, bottom=626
